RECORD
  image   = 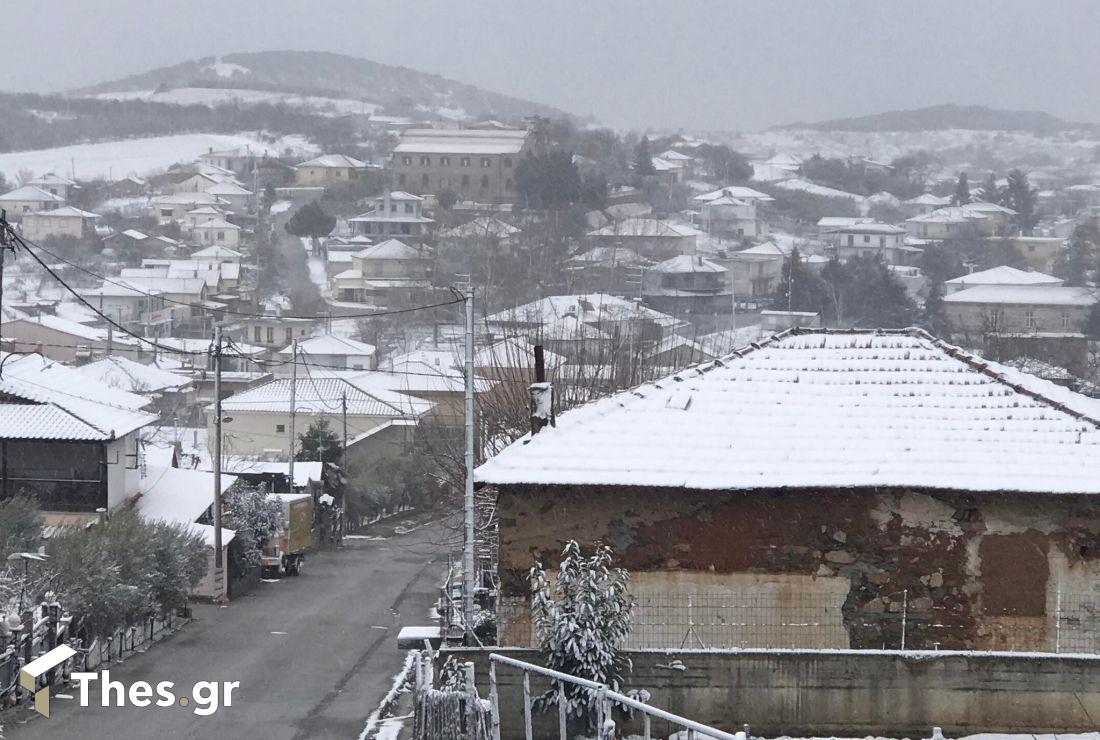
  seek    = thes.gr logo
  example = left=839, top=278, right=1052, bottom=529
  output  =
left=20, top=644, right=77, bottom=717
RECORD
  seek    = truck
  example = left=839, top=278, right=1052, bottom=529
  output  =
left=261, top=493, right=313, bottom=577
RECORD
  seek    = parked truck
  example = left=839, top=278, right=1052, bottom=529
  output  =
left=261, top=493, right=313, bottom=577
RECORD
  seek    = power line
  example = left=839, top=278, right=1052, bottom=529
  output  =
left=20, top=234, right=466, bottom=320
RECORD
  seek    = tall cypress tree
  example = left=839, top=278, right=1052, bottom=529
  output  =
left=633, top=136, right=655, bottom=177
left=953, top=172, right=970, bottom=206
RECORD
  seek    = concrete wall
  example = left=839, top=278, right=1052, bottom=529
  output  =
left=944, top=301, right=1089, bottom=336
left=442, top=647, right=1100, bottom=738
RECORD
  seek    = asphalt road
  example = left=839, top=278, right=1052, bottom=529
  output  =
left=5, top=515, right=451, bottom=740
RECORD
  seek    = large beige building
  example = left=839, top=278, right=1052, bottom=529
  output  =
left=391, top=128, right=532, bottom=203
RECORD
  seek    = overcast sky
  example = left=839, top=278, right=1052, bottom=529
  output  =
left=4, top=0, right=1100, bottom=131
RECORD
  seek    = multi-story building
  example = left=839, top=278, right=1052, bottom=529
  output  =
left=391, top=128, right=533, bottom=203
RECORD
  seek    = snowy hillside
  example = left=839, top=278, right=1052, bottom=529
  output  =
left=0, top=132, right=317, bottom=182
left=72, top=50, right=566, bottom=123
left=86, top=88, right=383, bottom=118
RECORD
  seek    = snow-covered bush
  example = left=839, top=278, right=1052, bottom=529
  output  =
left=529, top=540, right=633, bottom=724
left=222, top=483, right=283, bottom=568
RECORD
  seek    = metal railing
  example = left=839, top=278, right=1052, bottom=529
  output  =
left=488, top=652, right=739, bottom=740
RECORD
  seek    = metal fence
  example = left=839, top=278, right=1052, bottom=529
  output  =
left=497, top=590, right=1100, bottom=653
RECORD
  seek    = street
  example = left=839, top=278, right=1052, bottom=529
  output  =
left=5, top=515, right=451, bottom=740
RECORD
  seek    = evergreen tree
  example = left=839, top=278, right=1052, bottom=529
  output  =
left=530, top=541, right=633, bottom=725
left=772, top=247, right=830, bottom=316
left=285, top=201, right=336, bottom=238
left=261, top=183, right=277, bottom=212
left=953, top=172, right=970, bottom=206
left=919, top=279, right=952, bottom=338
left=297, top=419, right=342, bottom=463
left=514, top=151, right=583, bottom=209
left=1003, top=169, right=1037, bottom=234
left=1057, top=223, right=1099, bottom=287
left=633, top=136, right=655, bottom=177
left=847, top=256, right=918, bottom=328
left=981, top=172, right=1000, bottom=204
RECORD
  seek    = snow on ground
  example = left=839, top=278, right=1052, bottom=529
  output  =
left=299, top=236, right=331, bottom=296
left=201, top=61, right=251, bottom=78
left=270, top=200, right=293, bottom=215
left=87, top=87, right=382, bottom=117
left=0, top=133, right=317, bottom=182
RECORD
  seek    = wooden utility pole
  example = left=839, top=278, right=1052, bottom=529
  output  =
left=462, top=286, right=476, bottom=632
left=341, top=391, right=348, bottom=469
left=213, top=327, right=224, bottom=570
left=288, top=339, right=298, bottom=491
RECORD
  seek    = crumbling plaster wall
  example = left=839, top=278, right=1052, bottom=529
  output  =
left=495, top=485, right=1100, bottom=650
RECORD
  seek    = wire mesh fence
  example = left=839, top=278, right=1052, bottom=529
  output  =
left=496, top=590, right=1100, bottom=653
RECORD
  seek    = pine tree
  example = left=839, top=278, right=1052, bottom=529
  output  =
left=530, top=541, right=633, bottom=726
left=261, top=183, right=277, bottom=211
left=953, top=172, right=970, bottom=206
left=297, top=419, right=342, bottom=463
left=1058, top=223, right=1099, bottom=287
left=633, top=136, right=655, bottom=177
left=285, top=201, right=336, bottom=238
left=773, top=247, right=830, bottom=316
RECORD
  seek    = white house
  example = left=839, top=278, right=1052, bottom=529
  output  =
left=191, top=218, right=241, bottom=247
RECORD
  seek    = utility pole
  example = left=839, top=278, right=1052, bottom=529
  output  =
left=462, top=285, right=476, bottom=633
left=341, top=391, right=348, bottom=471
left=212, top=327, right=224, bottom=571
left=288, top=339, right=297, bottom=491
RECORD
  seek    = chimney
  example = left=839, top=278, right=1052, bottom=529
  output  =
left=529, top=344, right=553, bottom=435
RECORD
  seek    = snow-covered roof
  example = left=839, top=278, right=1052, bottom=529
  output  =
left=27, top=205, right=100, bottom=218
left=29, top=172, right=78, bottom=188
left=945, top=266, right=1063, bottom=288
left=943, top=285, right=1096, bottom=307
left=693, top=186, right=773, bottom=203
left=222, top=459, right=323, bottom=488
left=0, top=354, right=156, bottom=440
left=438, top=217, right=520, bottom=240
left=135, top=466, right=237, bottom=526
left=485, top=293, right=682, bottom=330
left=276, top=334, right=377, bottom=358
left=353, top=239, right=423, bottom=260
left=204, top=182, right=252, bottom=196
left=193, top=217, right=240, bottom=231
left=772, top=178, right=864, bottom=202
left=219, top=377, right=431, bottom=417
left=588, top=219, right=701, bottom=238
left=120, top=229, right=149, bottom=240
left=297, top=154, right=367, bottom=169
left=75, top=356, right=191, bottom=394
left=191, top=244, right=243, bottom=259
left=473, top=338, right=566, bottom=369
left=2, top=313, right=139, bottom=344
left=651, top=255, right=726, bottom=274
left=394, top=128, right=528, bottom=155
left=476, top=329, right=1100, bottom=494
left=0, top=185, right=65, bottom=203
left=903, top=193, right=952, bottom=207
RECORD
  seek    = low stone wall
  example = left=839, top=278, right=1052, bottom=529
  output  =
left=441, top=647, right=1100, bottom=738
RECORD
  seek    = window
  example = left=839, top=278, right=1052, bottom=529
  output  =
left=421, top=173, right=429, bottom=188
left=505, top=178, right=513, bottom=190
left=216, top=231, right=225, bottom=240
left=460, top=157, right=470, bottom=167
left=440, top=156, right=450, bottom=166
left=462, top=174, right=470, bottom=187
left=481, top=175, right=490, bottom=188
left=1062, top=312, right=1071, bottom=330
left=879, top=236, right=886, bottom=247
left=276, top=424, right=286, bottom=433
left=863, top=235, right=870, bottom=244
left=420, top=156, right=431, bottom=166
left=401, top=156, right=412, bottom=166
left=404, top=203, right=414, bottom=213
left=847, top=235, right=854, bottom=247
left=480, top=158, right=491, bottom=168
left=266, top=327, right=274, bottom=343
left=1025, top=310, right=1036, bottom=329
left=401, top=223, right=411, bottom=234
left=504, top=157, right=513, bottom=168
left=160, top=209, right=173, bottom=217
left=253, top=326, right=261, bottom=343
left=398, top=173, right=406, bottom=187
left=285, top=328, right=292, bottom=343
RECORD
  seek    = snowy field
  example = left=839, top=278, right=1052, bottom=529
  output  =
left=87, top=87, right=383, bottom=117
left=0, top=132, right=317, bottom=182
